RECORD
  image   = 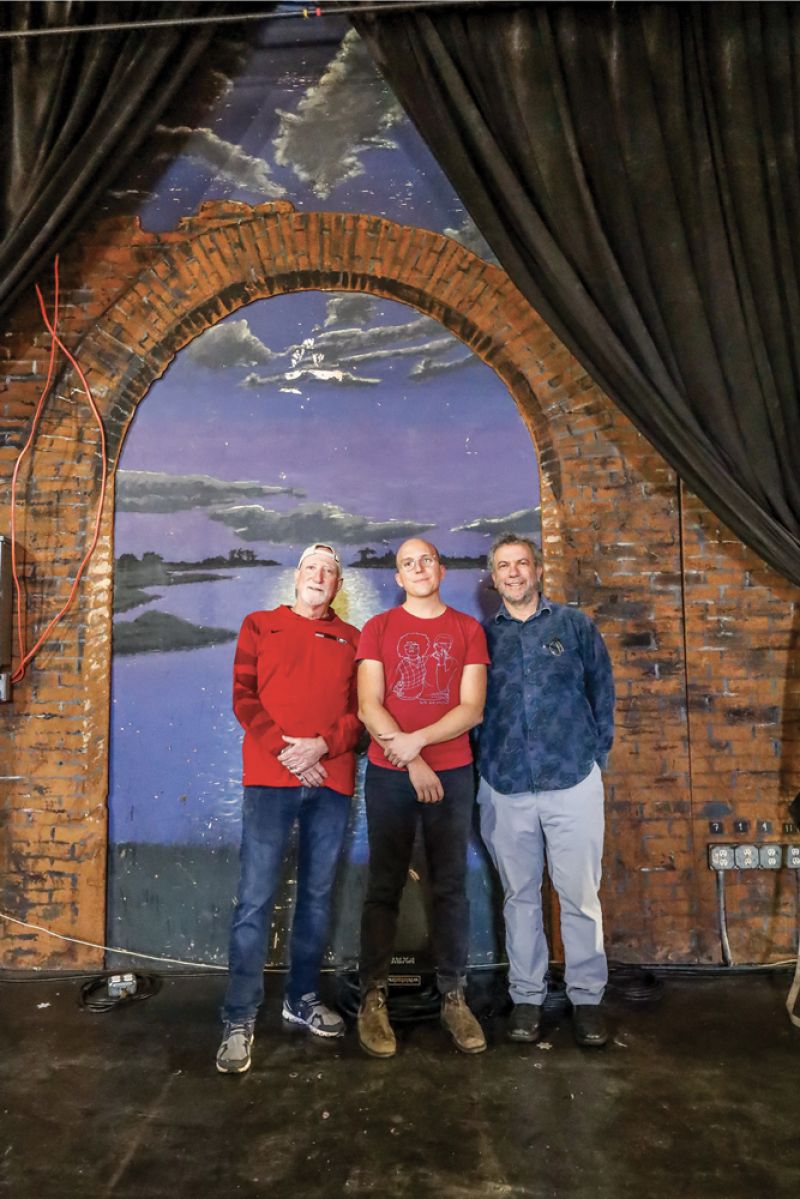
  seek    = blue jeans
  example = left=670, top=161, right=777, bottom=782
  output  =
left=222, top=784, right=351, bottom=1023
left=359, top=763, right=475, bottom=995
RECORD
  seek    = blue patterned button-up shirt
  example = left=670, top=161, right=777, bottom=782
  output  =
left=478, top=596, right=615, bottom=794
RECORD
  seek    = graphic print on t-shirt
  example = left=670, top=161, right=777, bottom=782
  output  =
left=391, top=631, right=456, bottom=704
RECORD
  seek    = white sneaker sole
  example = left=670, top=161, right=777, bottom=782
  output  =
left=216, top=1056, right=252, bottom=1074
left=281, top=1004, right=344, bottom=1038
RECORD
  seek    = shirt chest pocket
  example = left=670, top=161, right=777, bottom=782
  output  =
left=532, top=637, right=583, bottom=684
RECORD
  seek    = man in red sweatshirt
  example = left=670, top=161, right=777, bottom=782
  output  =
left=216, top=543, right=361, bottom=1074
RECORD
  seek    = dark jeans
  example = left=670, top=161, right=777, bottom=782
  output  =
left=222, top=784, right=350, bottom=1023
left=359, top=762, right=475, bottom=995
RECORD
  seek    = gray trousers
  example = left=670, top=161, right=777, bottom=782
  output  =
left=478, top=764, right=607, bottom=1006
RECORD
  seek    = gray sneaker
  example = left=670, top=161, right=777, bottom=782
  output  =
left=216, top=1021, right=255, bottom=1073
left=282, top=992, right=345, bottom=1038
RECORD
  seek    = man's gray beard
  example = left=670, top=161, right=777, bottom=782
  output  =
left=502, top=583, right=537, bottom=608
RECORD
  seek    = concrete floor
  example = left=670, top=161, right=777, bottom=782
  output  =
left=1, top=970, right=799, bottom=1199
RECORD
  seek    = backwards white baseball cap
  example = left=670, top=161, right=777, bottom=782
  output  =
left=296, top=542, right=342, bottom=574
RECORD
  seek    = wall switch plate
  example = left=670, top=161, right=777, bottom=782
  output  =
left=783, top=822, right=797, bottom=835
left=734, top=820, right=750, bottom=834
left=708, top=821, right=724, bottom=835
left=757, top=820, right=772, bottom=834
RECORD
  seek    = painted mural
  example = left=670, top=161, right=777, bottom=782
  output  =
left=107, top=14, right=541, bottom=971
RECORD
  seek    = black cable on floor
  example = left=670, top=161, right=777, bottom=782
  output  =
left=78, top=973, right=162, bottom=1013
left=607, top=964, right=665, bottom=1004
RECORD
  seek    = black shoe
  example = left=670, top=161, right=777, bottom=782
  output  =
left=572, top=1004, right=608, bottom=1047
left=507, top=1003, right=542, bottom=1043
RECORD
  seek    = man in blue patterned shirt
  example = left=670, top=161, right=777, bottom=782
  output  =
left=478, top=533, right=615, bottom=1048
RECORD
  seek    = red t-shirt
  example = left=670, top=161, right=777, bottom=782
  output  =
left=356, top=605, right=489, bottom=771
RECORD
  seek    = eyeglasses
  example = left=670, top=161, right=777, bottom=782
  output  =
left=398, top=554, right=438, bottom=573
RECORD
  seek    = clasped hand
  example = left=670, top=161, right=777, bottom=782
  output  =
left=378, top=729, right=426, bottom=769
left=278, top=735, right=328, bottom=786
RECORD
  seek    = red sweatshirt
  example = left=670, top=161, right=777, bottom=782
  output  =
left=233, top=605, right=361, bottom=795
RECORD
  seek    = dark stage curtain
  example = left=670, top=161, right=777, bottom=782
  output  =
left=0, top=1, right=243, bottom=319
left=354, top=3, right=800, bottom=585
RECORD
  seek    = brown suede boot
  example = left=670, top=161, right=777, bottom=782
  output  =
left=358, top=988, right=396, bottom=1058
left=440, top=990, right=487, bottom=1054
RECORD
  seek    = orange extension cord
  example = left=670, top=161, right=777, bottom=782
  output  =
left=9, top=256, right=109, bottom=683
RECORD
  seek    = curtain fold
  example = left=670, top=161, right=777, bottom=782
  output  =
left=354, top=2, right=800, bottom=585
left=0, top=1, right=242, bottom=318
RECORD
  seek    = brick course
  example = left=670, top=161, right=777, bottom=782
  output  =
left=1, top=200, right=798, bottom=968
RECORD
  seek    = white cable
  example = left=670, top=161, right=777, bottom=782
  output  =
left=0, top=7, right=281, bottom=38
left=0, top=910, right=225, bottom=971
left=787, top=875, right=800, bottom=1028
left=0, top=2, right=477, bottom=40
left=4, top=907, right=798, bottom=985
left=787, top=946, right=800, bottom=1029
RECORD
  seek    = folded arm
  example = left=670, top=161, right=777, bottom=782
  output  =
left=358, top=658, right=444, bottom=803
left=380, top=663, right=487, bottom=768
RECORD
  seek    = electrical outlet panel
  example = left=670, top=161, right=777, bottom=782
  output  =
left=758, top=844, right=782, bottom=869
left=708, top=842, right=800, bottom=871
left=708, top=844, right=735, bottom=871
left=734, top=844, right=759, bottom=869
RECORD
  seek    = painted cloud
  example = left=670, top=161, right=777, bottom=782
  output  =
left=183, top=319, right=275, bottom=369
left=443, top=215, right=497, bottom=263
left=240, top=366, right=380, bottom=389
left=451, top=509, right=541, bottom=538
left=273, top=29, right=405, bottom=199
left=323, top=294, right=375, bottom=328
left=154, top=125, right=286, bottom=197
left=409, top=352, right=475, bottom=379
left=117, top=470, right=304, bottom=514
left=182, top=294, right=475, bottom=387
left=208, top=500, right=436, bottom=545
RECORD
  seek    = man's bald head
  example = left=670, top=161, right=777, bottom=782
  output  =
left=395, top=538, right=439, bottom=571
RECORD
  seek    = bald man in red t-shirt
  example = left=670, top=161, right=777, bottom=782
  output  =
left=355, top=538, right=489, bottom=1058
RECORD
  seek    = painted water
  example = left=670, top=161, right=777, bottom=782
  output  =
left=108, top=563, right=505, bottom=968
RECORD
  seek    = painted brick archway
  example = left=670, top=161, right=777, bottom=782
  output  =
left=2, top=201, right=696, bottom=967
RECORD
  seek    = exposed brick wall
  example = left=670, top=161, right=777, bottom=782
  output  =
left=1, top=200, right=798, bottom=968
left=682, top=492, right=800, bottom=959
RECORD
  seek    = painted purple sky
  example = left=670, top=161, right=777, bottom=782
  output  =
left=111, top=15, right=540, bottom=565
left=118, top=17, right=481, bottom=242
left=116, top=289, right=540, bottom=563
